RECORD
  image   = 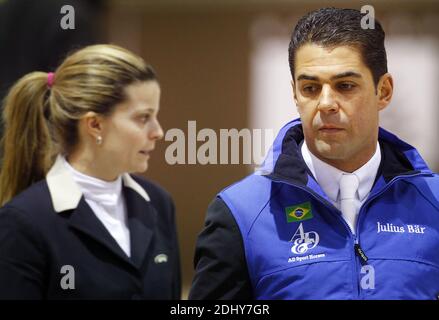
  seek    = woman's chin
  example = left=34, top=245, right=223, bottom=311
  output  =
left=135, top=162, right=148, bottom=173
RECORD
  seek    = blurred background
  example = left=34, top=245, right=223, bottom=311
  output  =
left=1, top=0, right=439, bottom=298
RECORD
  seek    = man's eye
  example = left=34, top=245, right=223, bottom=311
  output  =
left=338, top=83, right=356, bottom=91
left=303, top=85, right=319, bottom=93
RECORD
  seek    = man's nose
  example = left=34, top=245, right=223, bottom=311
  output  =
left=317, top=84, right=339, bottom=113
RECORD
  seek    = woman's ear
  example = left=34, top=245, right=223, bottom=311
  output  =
left=377, top=73, right=393, bottom=111
left=82, top=111, right=105, bottom=142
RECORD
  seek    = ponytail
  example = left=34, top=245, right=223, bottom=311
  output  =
left=0, top=72, right=55, bottom=205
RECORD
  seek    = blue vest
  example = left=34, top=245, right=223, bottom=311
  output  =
left=219, top=119, right=439, bottom=299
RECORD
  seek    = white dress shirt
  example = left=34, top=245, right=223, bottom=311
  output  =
left=301, top=141, right=381, bottom=233
left=62, top=157, right=131, bottom=257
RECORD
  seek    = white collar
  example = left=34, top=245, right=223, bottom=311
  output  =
left=301, top=141, right=381, bottom=202
left=46, top=155, right=150, bottom=213
left=63, top=157, right=123, bottom=208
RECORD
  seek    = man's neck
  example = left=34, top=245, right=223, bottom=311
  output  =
left=306, top=143, right=378, bottom=173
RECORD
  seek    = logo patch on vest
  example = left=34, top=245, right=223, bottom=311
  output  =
left=290, top=223, right=320, bottom=254
left=287, top=223, right=325, bottom=263
left=376, top=221, right=426, bottom=234
left=285, top=202, right=313, bottom=223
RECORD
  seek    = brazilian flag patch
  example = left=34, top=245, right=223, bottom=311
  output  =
left=285, top=202, right=313, bottom=222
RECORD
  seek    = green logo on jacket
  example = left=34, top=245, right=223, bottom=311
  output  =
left=285, top=202, right=313, bottom=222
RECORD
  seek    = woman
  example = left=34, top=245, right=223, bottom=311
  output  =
left=0, top=44, right=181, bottom=299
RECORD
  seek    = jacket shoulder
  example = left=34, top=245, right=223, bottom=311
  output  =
left=128, top=174, right=175, bottom=212
left=219, top=173, right=279, bottom=234
left=129, top=174, right=172, bottom=201
left=1, top=179, right=52, bottom=217
left=405, top=173, right=439, bottom=212
left=221, top=173, right=271, bottom=196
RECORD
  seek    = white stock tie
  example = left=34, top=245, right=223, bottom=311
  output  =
left=339, top=173, right=360, bottom=234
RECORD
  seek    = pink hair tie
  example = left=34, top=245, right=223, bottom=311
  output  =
left=47, top=72, right=55, bottom=88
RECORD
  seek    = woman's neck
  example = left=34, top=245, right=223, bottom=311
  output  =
left=66, top=149, right=119, bottom=182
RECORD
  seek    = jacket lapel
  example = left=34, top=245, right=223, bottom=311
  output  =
left=67, top=189, right=155, bottom=270
left=124, top=186, right=155, bottom=269
left=47, top=155, right=155, bottom=269
left=68, top=197, right=134, bottom=267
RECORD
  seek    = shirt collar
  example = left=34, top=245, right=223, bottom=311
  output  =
left=63, top=157, right=124, bottom=208
left=301, top=141, right=381, bottom=202
left=46, top=155, right=150, bottom=213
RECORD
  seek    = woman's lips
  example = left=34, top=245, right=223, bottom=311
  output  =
left=139, top=150, right=151, bottom=157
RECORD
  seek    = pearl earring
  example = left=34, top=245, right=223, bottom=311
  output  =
left=96, top=136, right=103, bottom=145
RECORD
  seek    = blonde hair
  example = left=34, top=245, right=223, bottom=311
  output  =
left=0, top=44, right=157, bottom=205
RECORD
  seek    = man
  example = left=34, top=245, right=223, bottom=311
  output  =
left=189, top=8, right=439, bottom=299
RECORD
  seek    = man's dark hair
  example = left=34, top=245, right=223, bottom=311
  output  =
left=289, top=7, right=387, bottom=87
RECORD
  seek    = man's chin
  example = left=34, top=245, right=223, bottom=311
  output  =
left=314, top=141, right=347, bottom=160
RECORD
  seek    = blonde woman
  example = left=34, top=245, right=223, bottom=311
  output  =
left=0, top=44, right=181, bottom=299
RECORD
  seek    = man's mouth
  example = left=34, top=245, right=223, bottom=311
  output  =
left=318, top=125, right=345, bottom=133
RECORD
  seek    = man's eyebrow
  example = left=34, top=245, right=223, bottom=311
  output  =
left=296, top=71, right=362, bottom=81
left=330, top=71, right=362, bottom=80
left=297, top=74, right=319, bottom=81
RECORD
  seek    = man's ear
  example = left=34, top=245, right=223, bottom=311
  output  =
left=82, top=111, right=105, bottom=141
left=377, top=73, right=393, bottom=111
left=291, top=80, right=298, bottom=106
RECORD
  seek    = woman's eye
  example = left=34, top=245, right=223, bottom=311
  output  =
left=139, top=115, right=151, bottom=123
